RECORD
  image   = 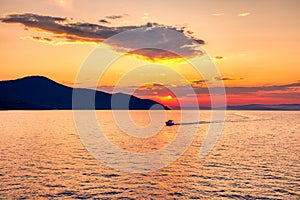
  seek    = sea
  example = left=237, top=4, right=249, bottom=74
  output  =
left=0, top=110, right=299, bottom=199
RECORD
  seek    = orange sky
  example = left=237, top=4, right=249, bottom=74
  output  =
left=0, top=0, right=299, bottom=107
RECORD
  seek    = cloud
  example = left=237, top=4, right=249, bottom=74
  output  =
left=129, top=48, right=181, bottom=60
left=214, top=76, right=243, bottom=81
left=214, top=56, right=223, bottom=60
left=238, top=12, right=250, bottom=17
left=31, top=36, right=54, bottom=42
left=142, top=13, right=149, bottom=20
left=212, top=13, right=224, bottom=16
left=0, top=13, right=135, bottom=41
left=105, top=15, right=124, bottom=20
left=107, top=23, right=205, bottom=60
left=223, top=82, right=300, bottom=94
left=53, top=0, right=73, bottom=9
left=99, top=19, right=110, bottom=24
left=213, top=56, right=227, bottom=61
left=27, top=36, right=55, bottom=44
left=190, top=79, right=207, bottom=85
left=1, top=13, right=205, bottom=59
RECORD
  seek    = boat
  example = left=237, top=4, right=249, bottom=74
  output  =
left=165, top=120, right=175, bottom=126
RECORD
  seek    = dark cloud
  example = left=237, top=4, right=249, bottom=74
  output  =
left=107, top=24, right=205, bottom=59
left=105, top=15, right=124, bottom=20
left=99, top=19, right=110, bottom=24
left=192, top=38, right=205, bottom=45
left=1, top=13, right=112, bottom=42
left=2, top=13, right=65, bottom=23
left=191, top=79, right=207, bottom=85
left=219, top=82, right=300, bottom=94
left=129, top=48, right=182, bottom=60
left=188, top=82, right=300, bottom=95
left=214, top=76, right=243, bottom=81
left=214, top=56, right=223, bottom=60
left=0, top=13, right=139, bottom=41
left=1, top=13, right=205, bottom=59
left=30, top=36, right=54, bottom=42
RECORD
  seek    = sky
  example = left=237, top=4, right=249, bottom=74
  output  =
left=0, top=0, right=299, bottom=107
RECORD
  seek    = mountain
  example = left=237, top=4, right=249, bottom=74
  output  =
left=0, top=76, right=169, bottom=110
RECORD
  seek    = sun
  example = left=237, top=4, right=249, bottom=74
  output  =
left=167, top=95, right=173, bottom=100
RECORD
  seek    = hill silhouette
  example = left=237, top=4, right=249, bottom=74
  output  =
left=0, top=76, right=169, bottom=110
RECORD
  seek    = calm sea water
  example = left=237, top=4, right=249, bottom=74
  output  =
left=0, top=110, right=299, bottom=199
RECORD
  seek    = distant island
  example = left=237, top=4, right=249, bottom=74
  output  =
left=174, top=104, right=300, bottom=111
left=0, top=76, right=169, bottom=110
left=0, top=76, right=299, bottom=111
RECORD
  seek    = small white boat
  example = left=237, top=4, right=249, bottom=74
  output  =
left=165, top=120, right=175, bottom=126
